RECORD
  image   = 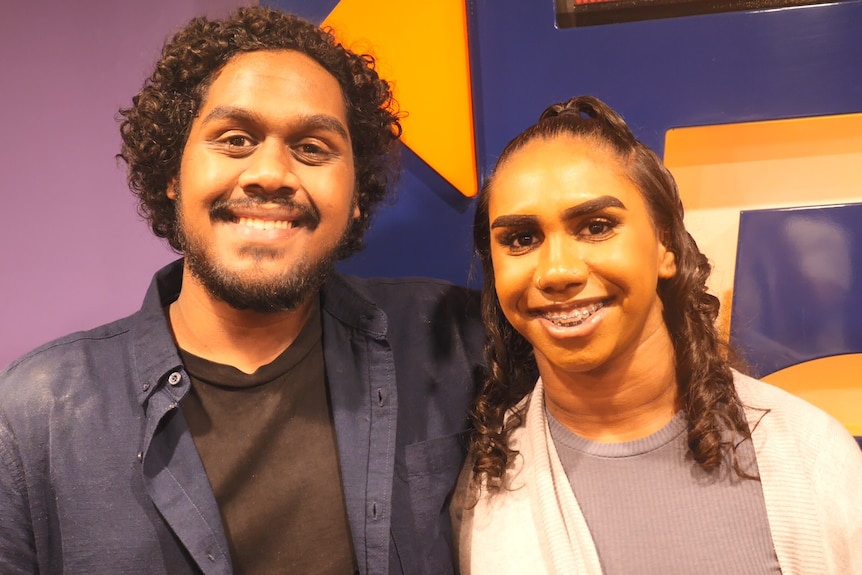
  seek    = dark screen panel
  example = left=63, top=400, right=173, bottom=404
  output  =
left=556, top=0, right=847, bottom=27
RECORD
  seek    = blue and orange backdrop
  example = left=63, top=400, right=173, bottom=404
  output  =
left=272, top=0, right=862, bottom=445
left=1, top=1, right=859, bottom=445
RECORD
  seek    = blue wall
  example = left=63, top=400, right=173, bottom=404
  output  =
left=471, top=0, right=862, bottom=160
left=269, top=0, right=862, bottom=284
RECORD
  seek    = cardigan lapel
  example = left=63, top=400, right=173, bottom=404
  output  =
left=735, top=373, right=826, bottom=574
left=525, top=378, right=604, bottom=574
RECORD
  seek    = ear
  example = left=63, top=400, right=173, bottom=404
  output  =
left=657, top=242, right=677, bottom=280
left=352, top=195, right=361, bottom=220
left=166, top=180, right=178, bottom=201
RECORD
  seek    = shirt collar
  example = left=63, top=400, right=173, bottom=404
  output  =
left=130, top=259, right=185, bottom=405
left=127, top=261, right=390, bottom=405
left=320, top=272, right=388, bottom=339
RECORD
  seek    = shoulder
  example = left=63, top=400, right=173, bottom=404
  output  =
left=734, top=373, right=862, bottom=567
left=452, top=392, right=549, bottom=574
left=0, top=316, right=135, bottom=417
left=339, top=274, right=480, bottom=310
left=2, top=317, right=133, bottom=382
left=734, top=370, right=860, bottom=465
left=326, top=273, right=483, bottom=334
left=735, top=370, right=842, bottom=430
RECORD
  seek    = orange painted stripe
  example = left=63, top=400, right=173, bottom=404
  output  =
left=665, top=113, right=862, bottom=168
left=763, top=354, right=862, bottom=436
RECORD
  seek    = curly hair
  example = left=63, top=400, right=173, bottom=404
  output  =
left=471, top=95, right=755, bottom=492
left=118, top=6, right=401, bottom=255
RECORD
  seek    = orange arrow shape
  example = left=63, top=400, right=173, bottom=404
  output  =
left=324, top=0, right=477, bottom=197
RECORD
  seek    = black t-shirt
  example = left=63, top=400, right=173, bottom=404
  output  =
left=179, top=301, right=357, bottom=574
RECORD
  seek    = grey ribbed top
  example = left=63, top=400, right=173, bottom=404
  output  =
left=548, top=410, right=782, bottom=574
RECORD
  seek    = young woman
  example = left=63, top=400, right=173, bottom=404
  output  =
left=453, top=96, right=862, bottom=574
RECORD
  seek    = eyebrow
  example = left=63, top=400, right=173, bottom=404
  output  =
left=200, top=106, right=350, bottom=141
left=561, top=195, right=626, bottom=219
left=490, top=195, right=626, bottom=229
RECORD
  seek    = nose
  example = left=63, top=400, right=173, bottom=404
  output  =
left=534, top=235, right=587, bottom=293
left=237, top=139, right=300, bottom=196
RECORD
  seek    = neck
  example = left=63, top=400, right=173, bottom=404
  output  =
left=168, top=268, right=315, bottom=374
left=540, top=328, right=679, bottom=443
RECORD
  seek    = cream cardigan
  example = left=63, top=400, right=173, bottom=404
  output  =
left=452, top=372, right=862, bottom=574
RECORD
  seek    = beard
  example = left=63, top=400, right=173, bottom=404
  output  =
left=175, top=191, right=354, bottom=314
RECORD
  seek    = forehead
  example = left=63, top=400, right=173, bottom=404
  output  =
left=488, top=135, right=640, bottom=216
left=200, top=49, right=348, bottom=126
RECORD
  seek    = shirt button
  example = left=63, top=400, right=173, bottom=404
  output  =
left=167, top=372, right=182, bottom=386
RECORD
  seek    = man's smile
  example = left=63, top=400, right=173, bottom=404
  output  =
left=235, top=217, right=297, bottom=231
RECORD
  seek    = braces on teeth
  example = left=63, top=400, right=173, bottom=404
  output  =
left=544, top=302, right=604, bottom=326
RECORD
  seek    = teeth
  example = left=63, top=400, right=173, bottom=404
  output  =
left=237, top=217, right=294, bottom=230
left=541, top=302, right=604, bottom=327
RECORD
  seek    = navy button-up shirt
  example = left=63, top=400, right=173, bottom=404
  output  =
left=0, top=260, right=485, bottom=574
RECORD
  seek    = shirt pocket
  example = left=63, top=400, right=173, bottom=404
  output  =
left=402, top=431, right=468, bottom=478
left=392, top=432, right=468, bottom=574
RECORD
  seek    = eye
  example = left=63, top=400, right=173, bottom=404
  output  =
left=293, top=140, right=335, bottom=164
left=512, top=233, right=536, bottom=248
left=577, top=218, right=617, bottom=239
left=226, top=135, right=251, bottom=147
left=497, top=229, right=541, bottom=254
left=214, top=132, right=256, bottom=154
left=298, top=143, right=324, bottom=156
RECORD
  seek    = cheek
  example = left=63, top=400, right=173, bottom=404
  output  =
left=318, top=158, right=354, bottom=181
left=605, top=232, right=665, bottom=281
left=313, top=169, right=357, bottom=209
left=491, top=255, right=531, bottom=312
left=493, top=282, right=523, bottom=336
left=179, top=154, right=229, bottom=197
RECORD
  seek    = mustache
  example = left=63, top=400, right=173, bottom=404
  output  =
left=209, top=197, right=320, bottom=227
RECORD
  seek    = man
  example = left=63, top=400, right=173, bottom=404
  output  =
left=0, top=7, right=484, bottom=575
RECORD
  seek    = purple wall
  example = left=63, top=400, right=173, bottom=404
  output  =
left=0, top=0, right=254, bottom=369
